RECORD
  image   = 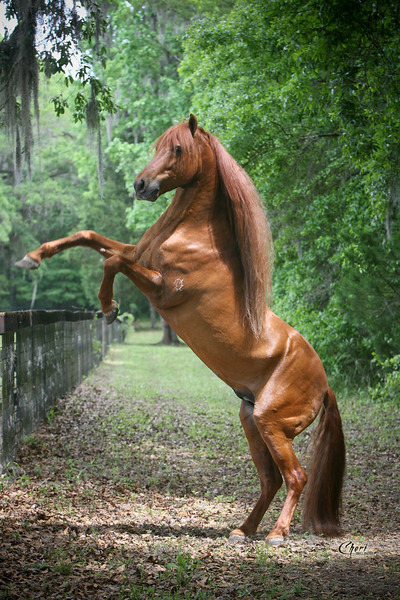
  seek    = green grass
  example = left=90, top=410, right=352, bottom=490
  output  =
left=1, top=327, right=399, bottom=600
left=88, top=328, right=252, bottom=493
left=105, top=328, right=229, bottom=403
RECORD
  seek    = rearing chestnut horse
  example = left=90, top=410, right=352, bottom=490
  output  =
left=17, top=115, right=345, bottom=546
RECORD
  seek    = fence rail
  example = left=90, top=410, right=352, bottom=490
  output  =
left=0, top=310, right=122, bottom=471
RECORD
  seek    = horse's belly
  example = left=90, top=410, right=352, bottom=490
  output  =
left=159, top=302, right=327, bottom=403
left=158, top=299, right=271, bottom=394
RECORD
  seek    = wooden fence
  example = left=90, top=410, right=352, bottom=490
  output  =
left=0, top=310, right=122, bottom=471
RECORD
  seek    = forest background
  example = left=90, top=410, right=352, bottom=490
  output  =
left=0, top=0, right=399, bottom=396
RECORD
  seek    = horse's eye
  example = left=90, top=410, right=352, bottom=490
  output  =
left=175, top=145, right=182, bottom=155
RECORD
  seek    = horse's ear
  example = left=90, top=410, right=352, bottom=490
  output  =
left=189, top=114, right=197, bottom=137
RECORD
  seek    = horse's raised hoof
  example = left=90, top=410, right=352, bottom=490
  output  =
left=266, top=536, right=285, bottom=547
left=15, top=255, right=40, bottom=270
left=103, top=303, right=119, bottom=325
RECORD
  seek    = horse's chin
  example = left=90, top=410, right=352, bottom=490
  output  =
left=135, top=192, right=159, bottom=202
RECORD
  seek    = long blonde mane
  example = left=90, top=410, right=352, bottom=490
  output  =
left=205, top=131, right=274, bottom=336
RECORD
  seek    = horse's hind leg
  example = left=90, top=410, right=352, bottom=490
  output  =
left=252, top=398, right=313, bottom=546
left=229, top=400, right=282, bottom=544
left=16, top=230, right=136, bottom=269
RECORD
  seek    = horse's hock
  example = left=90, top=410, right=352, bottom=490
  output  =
left=0, top=310, right=122, bottom=471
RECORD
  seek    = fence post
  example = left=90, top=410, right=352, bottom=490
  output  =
left=0, top=331, right=16, bottom=467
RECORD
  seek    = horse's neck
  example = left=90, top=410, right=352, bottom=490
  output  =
left=138, top=168, right=232, bottom=255
left=167, top=167, right=221, bottom=224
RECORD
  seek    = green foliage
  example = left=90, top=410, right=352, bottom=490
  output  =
left=0, top=74, right=136, bottom=312
left=1, top=0, right=399, bottom=386
left=117, top=311, right=134, bottom=339
left=0, top=175, right=18, bottom=243
left=181, top=0, right=400, bottom=381
left=0, top=0, right=118, bottom=176
left=371, top=355, right=400, bottom=404
left=102, top=1, right=195, bottom=193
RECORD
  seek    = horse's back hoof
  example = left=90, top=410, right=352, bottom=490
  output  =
left=228, top=535, right=246, bottom=545
left=266, top=536, right=285, bottom=547
left=15, top=255, right=40, bottom=270
left=228, top=533, right=247, bottom=545
left=103, top=304, right=119, bottom=325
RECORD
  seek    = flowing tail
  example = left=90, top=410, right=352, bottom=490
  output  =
left=302, top=387, right=346, bottom=536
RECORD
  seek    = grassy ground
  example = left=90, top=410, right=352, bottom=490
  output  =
left=0, top=328, right=399, bottom=599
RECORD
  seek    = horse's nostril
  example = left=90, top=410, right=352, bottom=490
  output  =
left=134, top=177, right=160, bottom=200
left=134, top=178, right=145, bottom=193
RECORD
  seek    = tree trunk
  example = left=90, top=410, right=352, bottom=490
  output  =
left=160, top=317, right=179, bottom=345
left=149, top=302, right=158, bottom=329
left=30, top=278, right=38, bottom=310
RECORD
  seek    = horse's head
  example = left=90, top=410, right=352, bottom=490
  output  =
left=134, top=114, right=201, bottom=201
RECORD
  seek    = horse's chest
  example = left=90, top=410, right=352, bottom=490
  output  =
left=140, top=235, right=210, bottom=276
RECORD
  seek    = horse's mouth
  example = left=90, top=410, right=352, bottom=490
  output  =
left=136, top=191, right=159, bottom=202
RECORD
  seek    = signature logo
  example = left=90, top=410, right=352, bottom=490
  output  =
left=339, top=541, right=368, bottom=557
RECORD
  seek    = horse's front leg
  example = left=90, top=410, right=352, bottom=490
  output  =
left=98, top=255, right=163, bottom=324
left=15, top=230, right=136, bottom=269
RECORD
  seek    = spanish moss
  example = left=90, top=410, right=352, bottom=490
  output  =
left=0, top=0, right=106, bottom=184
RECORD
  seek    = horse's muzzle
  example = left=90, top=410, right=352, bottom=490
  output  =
left=134, top=177, right=160, bottom=201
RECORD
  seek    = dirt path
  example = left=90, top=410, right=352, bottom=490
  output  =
left=1, top=334, right=399, bottom=599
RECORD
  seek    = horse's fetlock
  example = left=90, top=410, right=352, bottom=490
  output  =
left=39, top=242, right=51, bottom=258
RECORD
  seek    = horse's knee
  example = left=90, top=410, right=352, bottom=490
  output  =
left=104, top=255, right=122, bottom=272
left=77, top=229, right=95, bottom=240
